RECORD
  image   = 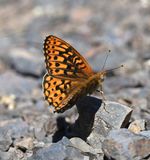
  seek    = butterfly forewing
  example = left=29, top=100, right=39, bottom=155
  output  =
left=43, top=35, right=94, bottom=79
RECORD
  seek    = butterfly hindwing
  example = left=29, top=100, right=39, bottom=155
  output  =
left=43, top=73, right=85, bottom=112
left=43, top=35, right=94, bottom=79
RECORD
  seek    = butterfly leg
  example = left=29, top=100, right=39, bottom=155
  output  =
left=96, top=87, right=106, bottom=100
left=99, top=85, right=109, bottom=113
left=99, top=85, right=106, bottom=101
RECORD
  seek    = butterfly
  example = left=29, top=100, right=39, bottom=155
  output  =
left=43, top=35, right=109, bottom=113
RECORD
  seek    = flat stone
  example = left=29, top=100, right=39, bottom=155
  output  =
left=0, top=71, right=38, bottom=96
left=70, top=137, right=97, bottom=153
left=102, top=129, right=150, bottom=160
left=87, top=101, right=132, bottom=148
left=70, top=137, right=104, bottom=160
left=9, top=48, right=44, bottom=77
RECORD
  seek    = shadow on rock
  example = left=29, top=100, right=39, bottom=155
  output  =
left=52, top=117, right=69, bottom=143
left=52, top=96, right=102, bottom=142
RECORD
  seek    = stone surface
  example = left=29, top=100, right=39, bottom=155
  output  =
left=0, top=150, right=14, bottom=160
left=15, top=137, right=34, bottom=150
left=0, top=0, right=150, bottom=159
left=28, top=137, right=84, bottom=160
left=140, top=131, right=150, bottom=138
left=70, top=137, right=104, bottom=159
left=0, top=71, right=38, bottom=96
left=87, top=101, right=132, bottom=148
left=29, top=136, right=104, bottom=160
left=99, top=101, right=132, bottom=128
left=0, top=147, right=23, bottom=160
left=128, top=119, right=146, bottom=133
left=0, top=129, right=12, bottom=151
left=0, top=118, right=29, bottom=139
left=102, top=129, right=150, bottom=160
left=8, top=48, right=44, bottom=77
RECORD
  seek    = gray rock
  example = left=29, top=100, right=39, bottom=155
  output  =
left=28, top=137, right=84, bottom=160
left=0, top=129, right=12, bottom=151
left=0, top=71, right=38, bottom=96
left=70, top=137, right=99, bottom=153
left=70, top=137, right=104, bottom=160
left=0, top=118, right=29, bottom=139
left=0, top=150, right=13, bottom=160
left=9, top=48, right=44, bottom=77
left=87, top=101, right=132, bottom=148
left=102, top=129, right=150, bottom=160
left=140, top=131, right=150, bottom=138
left=33, top=115, right=54, bottom=141
left=99, top=101, right=132, bottom=128
left=20, top=105, right=56, bottom=142
left=34, top=127, right=46, bottom=141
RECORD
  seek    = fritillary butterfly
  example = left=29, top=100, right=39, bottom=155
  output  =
left=43, top=35, right=107, bottom=113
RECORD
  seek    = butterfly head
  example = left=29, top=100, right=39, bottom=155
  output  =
left=99, top=71, right=107, bottom=83
left=98, top=65, right=123, bottom=82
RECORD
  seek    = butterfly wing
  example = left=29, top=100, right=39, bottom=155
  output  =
left=43, top=35, right=96, bottom=112
left=43, top=35, right=94, bottom=79
left=43, top=73, right=85, bottom=113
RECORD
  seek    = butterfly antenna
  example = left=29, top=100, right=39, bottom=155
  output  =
left=101, top=50, right=111, bottom=70
left=105, top=64, right=124, bottom=73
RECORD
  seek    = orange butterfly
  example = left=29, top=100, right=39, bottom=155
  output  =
left=43, top=35, right=110, bottom=113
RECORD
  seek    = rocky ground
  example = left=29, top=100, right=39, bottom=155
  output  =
left=0, top=0, right=150, bottom=160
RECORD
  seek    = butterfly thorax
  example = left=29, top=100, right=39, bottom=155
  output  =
left=83, top=71, right=106, bottom=95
